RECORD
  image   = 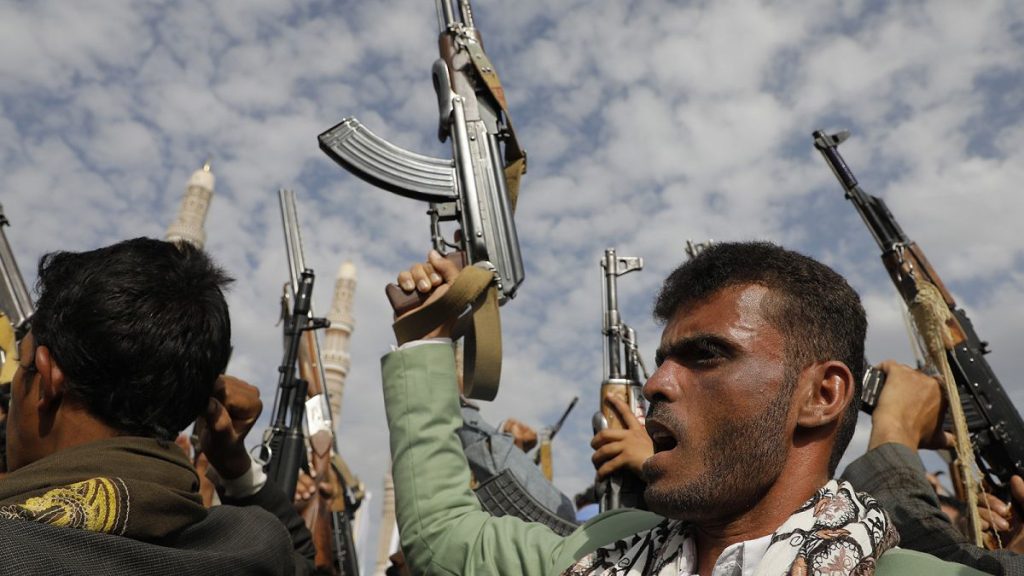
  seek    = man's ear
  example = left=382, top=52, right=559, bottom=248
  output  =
left=33, top=345, right=65, bottom=408
left=796, top=361, right=854, bottom=428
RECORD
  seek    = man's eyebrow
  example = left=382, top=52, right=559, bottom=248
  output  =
left=655, top=333, right=736, bottom=365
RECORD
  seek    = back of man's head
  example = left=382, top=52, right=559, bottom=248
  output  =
left=32, top=238, right=233, bottom=440
left=653, top=241, right=866, bottom=474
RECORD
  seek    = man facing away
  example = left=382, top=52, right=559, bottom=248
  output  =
left=0, top=238, right=313, bottom=575
left=381, top=242, right=984, bottom=575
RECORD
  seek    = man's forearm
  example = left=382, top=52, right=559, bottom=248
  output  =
left=382, top=343, right=568, bottom=575
left=844, top=444, right=1023, bottom=574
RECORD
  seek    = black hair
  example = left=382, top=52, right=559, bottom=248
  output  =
left=653, top=241, right=866, bottom=475
left=31, top=238, right=233, bottom=440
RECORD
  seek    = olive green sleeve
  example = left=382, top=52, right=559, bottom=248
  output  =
left=381, top=344, right=661, bottom=575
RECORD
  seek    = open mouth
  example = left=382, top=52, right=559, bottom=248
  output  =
left=646, top=420, right=678, bottom=453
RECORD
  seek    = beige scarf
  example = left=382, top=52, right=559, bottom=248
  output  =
left=563, top=480, right=898, bottom=576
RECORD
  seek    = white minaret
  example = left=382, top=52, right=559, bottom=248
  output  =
left=322, top=260, right=356, bottom=426
left=372, top=469, right=398, bottom=576
left=166, top=160, right=215, bottom=248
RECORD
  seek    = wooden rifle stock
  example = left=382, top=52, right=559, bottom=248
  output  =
left=880, top=244, right=966, bottom=344
left=298, top=332, right=340, bottom=574
left=298, top=330, right=361, bottom=575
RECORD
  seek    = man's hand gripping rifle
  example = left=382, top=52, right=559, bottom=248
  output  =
left=814, top=129, right=1024, bottom=547
left=319, top=0, right=525, bottom=400
left=593, top=249, right=648, bottom=511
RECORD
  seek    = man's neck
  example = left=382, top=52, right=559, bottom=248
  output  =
left=691, top=470, right=829, bottom=576
left=50, top=405, right=120, bottom=453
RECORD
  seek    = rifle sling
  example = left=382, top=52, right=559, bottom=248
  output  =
left=503, top=157, right=526, bottom=212
left=392, top=266, right=502, bottom=401
left=464, top=40, right=526, bottom=169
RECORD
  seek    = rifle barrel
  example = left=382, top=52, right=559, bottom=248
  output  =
left=812, top=130, right=909, bottom=252
left=548, top=396, right=578, bottom=441
left=278, top=189, right=336, bottom=442
left=459, top=0, right=474, bottom=28
left=437, top=0, right=455, bottom=28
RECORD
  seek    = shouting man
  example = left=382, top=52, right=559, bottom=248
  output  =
left=381, top=242, right=983, bottom=575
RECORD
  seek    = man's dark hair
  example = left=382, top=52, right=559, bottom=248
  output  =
left=31, top=238, right=233, bottom=440
left=653, top=241, right=866, bottom=475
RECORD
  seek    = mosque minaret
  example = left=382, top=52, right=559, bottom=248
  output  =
left=166, top=160, right=215, bottom=248
left=322, top=261, right=356, bottom=426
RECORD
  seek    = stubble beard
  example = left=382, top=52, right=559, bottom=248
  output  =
left=643, top=379, right=793, bottom=523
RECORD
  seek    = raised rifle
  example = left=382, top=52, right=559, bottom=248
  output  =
left=0, top=204, right=32, bottom=471
left=277, top=189, right=360, bottom=575
left=0, top=204, right=33, bottom=340
left=814, top=129, right=1024, bottom=546
left=319, top=0, right=526, bottom=400
left=536, top=396, right=578, bottom=481
left=593, top=249, right=648, bottom=511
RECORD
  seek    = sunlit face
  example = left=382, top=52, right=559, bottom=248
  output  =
left=642, top=284, right=796, bottom=523
left=6, top=331, right=41, bottom=472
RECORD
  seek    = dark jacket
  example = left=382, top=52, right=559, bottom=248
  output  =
left=843, top=443, right=1024, bottom=575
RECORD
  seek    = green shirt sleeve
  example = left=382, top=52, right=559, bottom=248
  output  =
left=381, top=343, right=660, bottom=575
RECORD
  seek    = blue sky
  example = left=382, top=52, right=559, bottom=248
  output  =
left=3, top=0, right=1024, bottom=568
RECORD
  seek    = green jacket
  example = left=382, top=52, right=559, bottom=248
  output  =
left=382, top=344, right=985, bottom=576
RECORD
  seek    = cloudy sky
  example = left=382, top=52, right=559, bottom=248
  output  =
left=3, top=0, right=1024, bottom=566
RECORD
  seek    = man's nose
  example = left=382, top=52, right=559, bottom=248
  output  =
left=643, top=362, right=682, bottom=403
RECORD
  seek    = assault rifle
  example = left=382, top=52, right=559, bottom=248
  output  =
left=536, top=396, right=578, bottom=481
left=319, top=0, right=526, bottom=400
left=813, top=130, right=1024, bottom=499
left=277, top=189, right=360, bottom=576
left=593, top=249, right=648, bottom=511
left=0, top=205, right=32, bottom=336
left=259, top=192, right=330, bottom=502
left=0, top=204, right=32, bottom=471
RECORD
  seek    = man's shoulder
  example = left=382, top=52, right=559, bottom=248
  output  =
left=200, top=501, right=292, bottom=534
left=878, top=547, right=989, bottom=575
left=0, top=506, right=294, bottom=575
left=555, top=508, right=664, bottom=566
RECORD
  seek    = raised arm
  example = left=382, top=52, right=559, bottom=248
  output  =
left=382, top=252, right=659, bottom=575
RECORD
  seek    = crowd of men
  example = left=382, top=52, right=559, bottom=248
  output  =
left=0, top=236, right=1020, bottom=575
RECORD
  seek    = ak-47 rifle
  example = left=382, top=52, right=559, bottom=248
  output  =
left=278, top=189, right=360, bottom=576
left=814, top=129, right=1024, bottom=546
left=536, top=396, right=578, bottom=481
left=593, top=249, right=648, bottom=511
left=0, top=204, right=32, bottom=471
left=0, top=204, right=33, bottom=342
left=258, top=192, right=330, bottom=499
left=319, top=0, right=526, bottom=400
